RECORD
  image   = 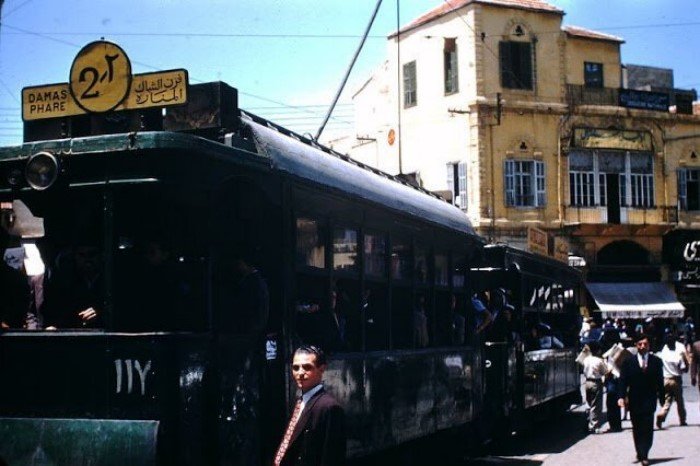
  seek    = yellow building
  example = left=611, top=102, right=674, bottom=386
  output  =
left=343, top=0, right=700, bottom=319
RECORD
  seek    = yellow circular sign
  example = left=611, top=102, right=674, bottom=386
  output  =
left=69, top=41, right=132, bottom=113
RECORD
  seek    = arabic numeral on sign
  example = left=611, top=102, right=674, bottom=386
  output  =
left=79, top=67, right=100, bottom=99
left=100, top=54, right=120, bottom=83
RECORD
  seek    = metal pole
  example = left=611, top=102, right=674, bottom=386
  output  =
left=315, top=0, right=383, bottom=141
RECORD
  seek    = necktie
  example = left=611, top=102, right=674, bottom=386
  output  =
left=274, top=398, right=303, bottom=466
left=642, top=355, right=647, bottom=372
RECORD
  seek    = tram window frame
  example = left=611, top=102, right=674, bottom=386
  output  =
left=434, top=253, right=449, bottom=288
left=331, top=224, right=359, bottom=276
left=363, top=231, right=388, bottom=280
left=295, top=217, right=328, bottom=271
left=390, top=236, right=412, bottom=284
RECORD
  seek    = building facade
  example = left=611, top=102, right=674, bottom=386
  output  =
left=334, top=0, right=700, bottom=318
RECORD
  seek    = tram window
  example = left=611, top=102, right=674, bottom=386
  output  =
left=295, top=275, right=333, bottom=349
left=296, top=218, right=326, bottom=269
left=415, top=246, right=428, bottom=284
left=391, top=239, right=411, bottom=281
left=435, top=291, right=454, bottom=346
left=412, top=292, right=431, bottom=348
left=332, top=227, right=358, bottom=274
left=364, top=233, right=386, bottom=278
left=453, top=255, right=467, bottom=289
left=391, top=286, right=413, bottom=349
left=335, top=279, right=361, bottom=351
left=112, top=184, right=207, bottom=332
left=364, top=284, right=389, bottom=350
left=3, top=183, right=209, bottom=332
left=434, top=254, right=449, bottom=287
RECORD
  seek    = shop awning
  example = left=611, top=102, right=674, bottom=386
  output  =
left=587, top=282, right=685, bottom=319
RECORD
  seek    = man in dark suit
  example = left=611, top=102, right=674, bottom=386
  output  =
left=274, top=345, right=345, bottom=466
left=617, top=334, right=664, bottom=466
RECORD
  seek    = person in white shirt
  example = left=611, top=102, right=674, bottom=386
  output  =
left=656, top=333, right=689, bottom=428
left=582, top=341, right=609, bottom=433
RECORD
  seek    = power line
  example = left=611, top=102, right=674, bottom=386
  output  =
left=0, top=24, right=353, bottom=126
left=2, top=0, right=32, bottom=19
left=4, top=21, right=700, bottom=40
left=0, top=29, right=389, bottom=39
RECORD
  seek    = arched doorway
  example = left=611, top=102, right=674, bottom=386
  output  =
left=592, top=240, right=658, bottom=282
left=597, top=240, right=650, bottom=266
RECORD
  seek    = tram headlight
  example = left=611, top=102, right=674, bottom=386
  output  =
left=25, top=151, right=60, bottom=191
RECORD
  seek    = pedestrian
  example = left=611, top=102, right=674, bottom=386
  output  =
left=617, top=334, right=664, bottom=466
left=656, top=333, right=689, bottom=428
left=601, top=332, right=623, bottom=432
left=689, top=333, right=700, bottom=412
left=582, top=341, right=608, bottom=433
left=274, top=345, right=345, bottom=466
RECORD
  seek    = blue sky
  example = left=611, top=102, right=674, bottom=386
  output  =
left=1, top=0, right=698, bottom=145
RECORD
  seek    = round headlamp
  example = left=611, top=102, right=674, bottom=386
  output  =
left=25, top=151, right=60, bottom=191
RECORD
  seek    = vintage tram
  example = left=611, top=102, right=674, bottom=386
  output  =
left=0, top=44, right=582, bottom=466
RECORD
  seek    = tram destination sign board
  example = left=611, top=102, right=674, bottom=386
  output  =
left=22, top=40, right=188, bottom=121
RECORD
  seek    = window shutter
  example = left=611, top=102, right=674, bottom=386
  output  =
left=678, top=169, right=688, bottom=210
left=504, top=160, right=515, bottom=206
left=446, top=163, right=455, bottom=205
left=520, top=42, right=533, bottom=89
left=535, top=161, right=545, bottom=206
left=499, top=41, right=512, bottom=88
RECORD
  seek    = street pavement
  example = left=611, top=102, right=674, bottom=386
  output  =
left=471, top=372, right=700, bottom=465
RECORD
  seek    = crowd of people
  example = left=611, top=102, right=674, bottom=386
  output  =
left=577, top=315, right=698, bottom=466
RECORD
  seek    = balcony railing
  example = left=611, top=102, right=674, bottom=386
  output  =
left=564, top=205, right=678, bottom=224
left=566, top=84, right=618, bottom=107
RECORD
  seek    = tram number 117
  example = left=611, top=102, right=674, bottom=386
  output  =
left=114, top=359, right=152, bottom=396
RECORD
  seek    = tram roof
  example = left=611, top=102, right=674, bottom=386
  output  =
left=240, top=114, right=479, bottom=237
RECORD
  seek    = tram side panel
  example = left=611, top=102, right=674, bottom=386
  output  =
left=0, top=333, right=213, bottom=466
left=323, top=348, right=480, bottom=457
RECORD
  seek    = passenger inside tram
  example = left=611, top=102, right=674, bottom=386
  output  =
left=0, top=224, right=30, bottom=330
left=43, top=237, right=104, bottom=329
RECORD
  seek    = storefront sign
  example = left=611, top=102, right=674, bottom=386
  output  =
left=553, top=237, right=569, bottom=263
left=573, top=128, right=653, bottom=151
left=527, top=227, right=549, bottom=257
left=663, top=229, right=700, bottom=284
left=619, top=89, right=670, bottom=112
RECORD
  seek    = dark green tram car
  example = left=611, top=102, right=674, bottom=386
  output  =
left=0, top=81, right=491, bottom=465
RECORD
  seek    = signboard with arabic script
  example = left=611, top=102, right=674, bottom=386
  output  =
left=527, top=227, right=549, bottom=257
left=22, top=41, right=188, bottom=121
left=122, top=70, right=187, bottom=110
left=572, top=127, right=653, bottom=152
left=23, top=69, right=188, bottom=121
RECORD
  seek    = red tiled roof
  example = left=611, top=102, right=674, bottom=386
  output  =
left=563, top=25, right=625, bottom=43
left=390, top=0, right=563, bottom=37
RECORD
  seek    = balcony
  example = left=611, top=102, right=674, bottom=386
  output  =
left=564, top=205, right=678, bottom=225
left=566, top=84, right=618, bottom=107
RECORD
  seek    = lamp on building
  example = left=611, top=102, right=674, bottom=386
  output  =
left=691, top=151, right=697, bottom=159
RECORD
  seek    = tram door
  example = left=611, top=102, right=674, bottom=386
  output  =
left=482, top=341, right=509, bottom=432
left=210, top=175, right=284, bottom=465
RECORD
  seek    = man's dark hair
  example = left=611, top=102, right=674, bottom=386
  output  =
left=294, top=345, right=326, bottom=366
left=633, top=332, right=650, bottom=343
